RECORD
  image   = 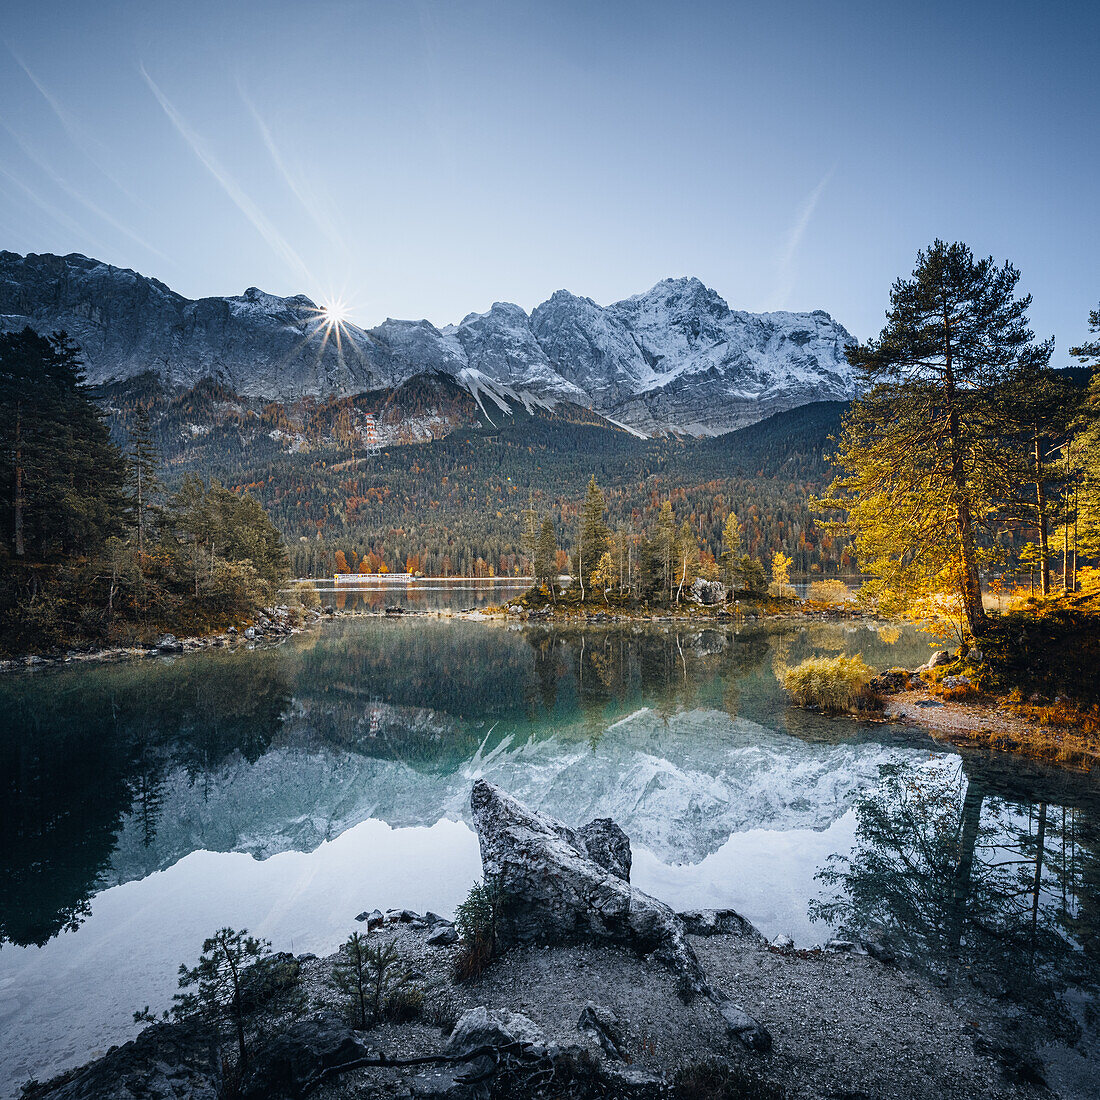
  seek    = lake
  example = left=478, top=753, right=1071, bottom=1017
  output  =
left=1, top=586, right=1098, bottom=1096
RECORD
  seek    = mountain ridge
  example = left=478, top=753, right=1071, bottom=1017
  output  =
left=0, top=250, right=858, bottom=436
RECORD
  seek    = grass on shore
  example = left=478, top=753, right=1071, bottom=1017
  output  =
left=778, top=654, right=880, bottom=716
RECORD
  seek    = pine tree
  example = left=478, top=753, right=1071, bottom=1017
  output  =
left=0, top=328, right=130, bottom=562
left=1004, top=367, right=1082, bottom=595
left=652, top=500, right=677, bottom=603
left=521, top=495, right=539, bottom=573
left=572, top=475, right=610, bottom=601
left=171, top=928, right=300, bottom=1070
left=1065, top=304, right=1100, bottom=587
left=720, top=512, right=742, bottom=589
left=534, top=515, right=558, bottom=600
left=331, top=931, right=372, bottom=1028
left=127, top=405, right=162, bottom=558
left=826, top=241, right=1051, bottom=636
left=738, top=555, right=768, bottom=596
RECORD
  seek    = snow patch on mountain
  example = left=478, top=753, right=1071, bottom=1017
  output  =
left=1, top=251, right=858, bottom=435
left=457, top=367, right=555, bottom=425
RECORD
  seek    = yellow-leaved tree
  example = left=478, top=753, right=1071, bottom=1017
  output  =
left=817, top=241, right=1052, bottom=639
left=591, top=551, right=616, bottom=606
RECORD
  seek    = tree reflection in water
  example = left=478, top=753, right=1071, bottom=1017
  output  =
left=0, top=655, right=291, bottom=947
left=812, top=759, right=1100, bottom=1045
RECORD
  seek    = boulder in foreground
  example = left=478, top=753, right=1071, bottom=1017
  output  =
left=470, top=779, right=708, bottom=998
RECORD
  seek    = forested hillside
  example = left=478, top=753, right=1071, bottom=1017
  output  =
left=0, top=329, right=294, bottom=655
left=99, top=371, right=852, bottom=578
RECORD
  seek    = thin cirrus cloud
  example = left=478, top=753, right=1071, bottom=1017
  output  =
left=139, top=63, right=317, bottom=289
left=770, top=166, right=835, bottom=311
left=0, top=161, right=112, bottom=257
left=236, top=81, right=348, bottom=257
left=7, top=47, right=152, bottom=212
left=0, top=115, right=167, bottom=261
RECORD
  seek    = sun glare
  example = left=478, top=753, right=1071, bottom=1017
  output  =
left=322, top=299, right=350, bottom=326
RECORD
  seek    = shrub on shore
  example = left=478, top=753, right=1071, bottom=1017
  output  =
left=133, top=927, right=302, bottom=1078
left=806, top=580, right=854, bottom=604
left=779, top=654, right=878, bottom=715
left=453, top=877, right=505, bottom=982
left=295, top=580, right=321, bottom=610
left=330, top=931, right=422, bottom=1029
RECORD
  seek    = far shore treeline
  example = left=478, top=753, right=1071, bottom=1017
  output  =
left=2, top=240, right=1099, bottom=665
left=516, top=245, right=1100, bottom=635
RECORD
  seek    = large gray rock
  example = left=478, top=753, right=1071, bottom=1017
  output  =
left=446, top=1007, right=547, bottom=1057
left=577, top=1002, right=628, bottom=1061
left=469, top=780, right=708, bottom=998
left=717, top=1001, right=772, bottom=1053
left=427, top=923, right=459, bottom=946
left=577, top=818, right=632, bottom=881
left=677, top=908, right=763, bottom=940
left=870, top=668, right=912, bottom=694
left=29, top=1021, right=221, bottom=1099
left=689, top=578, right=728, bottom=605
left=923, top=650, right=953, bottom=670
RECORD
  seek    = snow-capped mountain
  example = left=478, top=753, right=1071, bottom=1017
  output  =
left=109, top=704, right=930, bottom=883
left=530, top=279, right=857, bottom=434
left=0, top=251, right=857, bottom=435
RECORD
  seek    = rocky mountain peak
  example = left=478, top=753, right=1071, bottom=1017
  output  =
left=0, top=251, right=856, bottom=435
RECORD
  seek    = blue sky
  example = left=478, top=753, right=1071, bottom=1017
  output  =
left=0, top=0, right=1096, bottom=355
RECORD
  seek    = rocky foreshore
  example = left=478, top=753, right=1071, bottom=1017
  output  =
left=0, top=603, right=326, bottom=674
left=25, top=782, right=1051, bottom=1100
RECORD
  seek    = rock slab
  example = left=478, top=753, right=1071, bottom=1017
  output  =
left=677, top=908, right=763, bottom=940
left=577, top=1002, right=628, bottom=1061
left=28, top=1022, right=222, bottom=1100
left=577, top=818, right=632, bottom=881
left=239, top=1013, right=375, bottom=1099
left=470, top=780, right=708, bottom=998
left=718, top=1001, right=773, bottom=1053
left=446, top=1007, right=547, bottom=1057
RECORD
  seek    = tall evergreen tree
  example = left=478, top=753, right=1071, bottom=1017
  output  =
left=572, top=475, right=609, bottom=601
left=1066, top=304, right=1100, bottom=580
left=0, top=328, right=129, bottom=562
left=520, top=495, right=539, bottom=571
left=1004, top=366, right=1082, bottom=594
left=652, top=500, right=677, bottom=602
left=534, top=515, right=557, bottom=600
left=127, top=405, right=163, bottom=558
left=826, top=242, right=1051, bottom=636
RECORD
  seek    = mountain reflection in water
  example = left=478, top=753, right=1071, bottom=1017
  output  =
left=1, top=615, right=1098, bottom=1095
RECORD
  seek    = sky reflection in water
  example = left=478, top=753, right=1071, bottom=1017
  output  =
left=1, top=601, right=1098, bottom=1094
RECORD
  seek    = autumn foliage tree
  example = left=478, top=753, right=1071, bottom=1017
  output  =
left=823, top=241, right=1052, bottom=637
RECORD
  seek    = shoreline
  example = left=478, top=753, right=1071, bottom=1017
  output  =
left=20, top=919, right=1059, bottom=1100
left=3, top=600, right=1095, bottom=774
left=23, top=783, right=1067, bottom=1100
left=884, top=686, right=1100, bottom=771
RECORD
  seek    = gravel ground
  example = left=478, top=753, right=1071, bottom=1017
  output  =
left=885, top=690, right=1039, bottom=740
left=696, top=938, right=1034, bottom=1100
left=308, top=921, right=1043, bottom=1100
